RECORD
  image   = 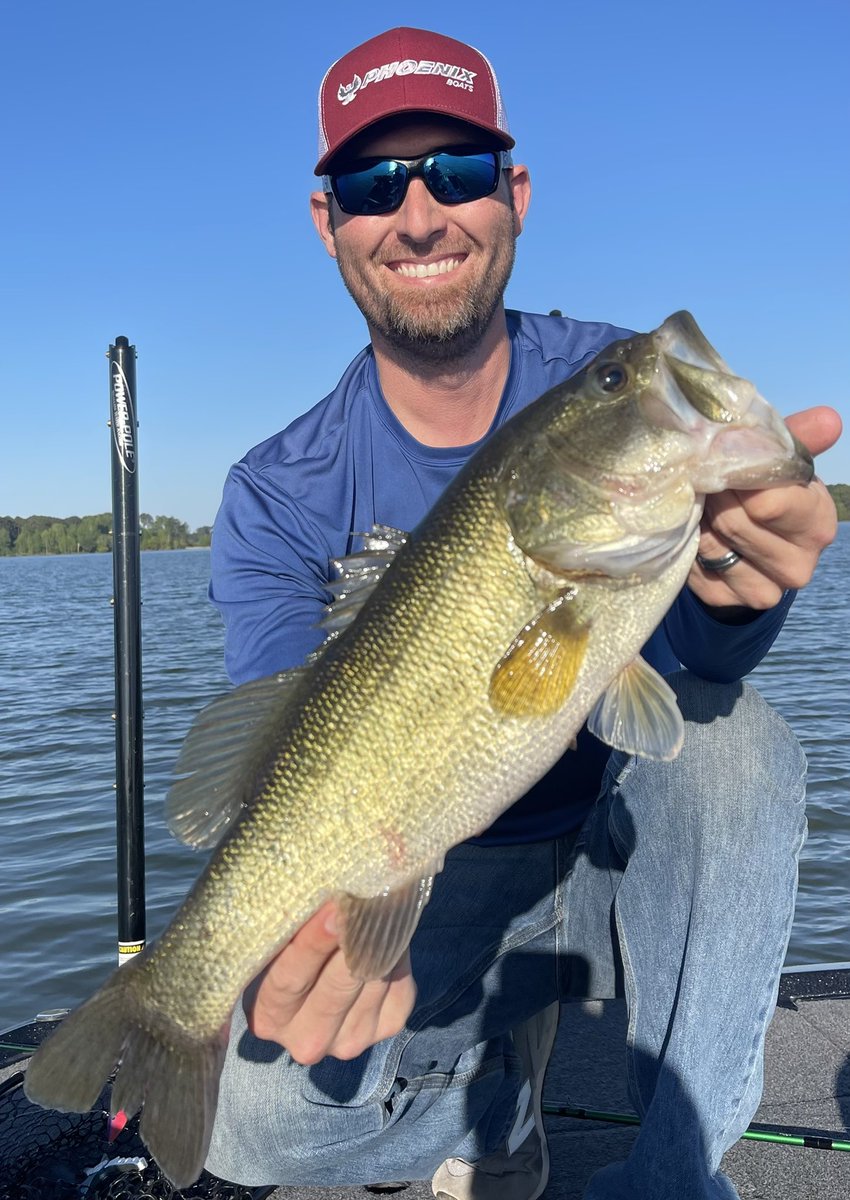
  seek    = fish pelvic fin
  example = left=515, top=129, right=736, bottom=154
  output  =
left=167, top=667, right=310, bottom=849
left=588, top=656, right=684, bottom=760
left=338, top=859, right=443, bottom=981
left=24, top=961, right=226, bottom=1190
left=489, top=594, right=590, bottom=718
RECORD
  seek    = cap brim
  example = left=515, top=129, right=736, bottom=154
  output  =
left=314, top=108, right=515, bottom=174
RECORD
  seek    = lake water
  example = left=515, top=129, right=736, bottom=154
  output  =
left=1, top=532, right=848, bottom=1030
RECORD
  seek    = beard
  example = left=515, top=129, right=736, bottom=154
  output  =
left=332, top=208, right=517, bottom=366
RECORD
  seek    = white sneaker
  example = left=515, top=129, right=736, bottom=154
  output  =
left=431, top=1004, right=560, bottom=1200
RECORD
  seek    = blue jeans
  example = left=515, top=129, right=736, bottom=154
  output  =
left=205, top=674, right=807, bottom=1199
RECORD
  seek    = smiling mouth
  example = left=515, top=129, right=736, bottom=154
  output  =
left=391, top=256, right=465, bottom=279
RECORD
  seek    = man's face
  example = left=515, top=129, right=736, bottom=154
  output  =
left=312, top=118, right=531, bottom=364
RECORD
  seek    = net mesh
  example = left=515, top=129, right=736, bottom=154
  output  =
left=0, top=1072, right=257, bottom=1200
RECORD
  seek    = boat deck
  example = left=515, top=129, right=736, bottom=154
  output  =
left=257, top=982, right=850, bottom=1200
left=1, top=970, right=848, bottom=1199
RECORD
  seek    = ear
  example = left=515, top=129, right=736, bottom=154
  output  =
left=507, top=164, right=531, bottom=237
left=311, top=190, right=338, bottom=259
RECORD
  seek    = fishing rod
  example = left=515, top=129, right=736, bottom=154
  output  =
left=542, top=1103, right=850, bottom=1153
left=107, top=335, right=146, bottom=966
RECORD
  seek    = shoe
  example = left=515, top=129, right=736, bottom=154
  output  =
left=431, top=1003, right=560, bottom=1200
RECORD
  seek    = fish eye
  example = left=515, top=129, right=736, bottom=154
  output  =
left=595, top=363, right=629, bottom=393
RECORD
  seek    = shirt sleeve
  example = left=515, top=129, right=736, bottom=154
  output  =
left=209, top=461, right=333, bottom=684
left=663, top=586, right=796, bottom=682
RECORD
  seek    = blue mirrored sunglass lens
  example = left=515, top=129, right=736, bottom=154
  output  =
left=334, top=161, right=408, bottom=214
left=333, top=152, right=500, bottom=214
left=426, top=153, right=498, bottom=202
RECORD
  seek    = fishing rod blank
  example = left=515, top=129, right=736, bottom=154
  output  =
left=542, top=1104, right=850, bottom=1153
left=108, top=335, right=145, bottom=964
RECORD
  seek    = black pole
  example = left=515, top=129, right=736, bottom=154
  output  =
left=108, top=336, right=145, bottom=964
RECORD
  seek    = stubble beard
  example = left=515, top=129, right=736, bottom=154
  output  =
left=333, top=211, right=517, bottom=366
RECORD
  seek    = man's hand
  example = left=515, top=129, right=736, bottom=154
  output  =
left=244, top=900, right=417, bottom=1065
left=689, top=406, right=842, bottom=612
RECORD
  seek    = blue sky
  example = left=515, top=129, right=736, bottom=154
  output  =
left=2, top=0, right=847, bottom=530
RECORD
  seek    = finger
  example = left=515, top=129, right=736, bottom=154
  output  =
left=704, top=481, right=835, bottom=563
left=371, top=961, right=417, bottom=1042
left=695, top=524, right=821, bottom=599
left=325, top=977, right=392, bottom=1060
left=327, top=951, right=416, bottom=1060
left=290, top=945, right=416, bottom=1063
left=689, top=555, right=785, bottom=611
left=247, top=901, right=341, bottom=1039
left=783, top=406, right=842, bottom=457
left=281, top=946, right=368, bottom=1064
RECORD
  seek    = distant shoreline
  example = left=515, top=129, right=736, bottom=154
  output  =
left=2, top=485, right=847, bottom=557
left=0, top=545, right=213, bottom=559
left=0, top=513, right=211, bottom=557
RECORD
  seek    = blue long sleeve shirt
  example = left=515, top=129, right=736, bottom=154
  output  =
left=209, top=309, right=794, bottom=843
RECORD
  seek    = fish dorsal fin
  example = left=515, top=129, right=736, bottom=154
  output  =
left=489, top=593, right=590, bottom=718
left=166, top=668, right=309, bottom=849
left=337, top=858, right=443, bottom=981
left=318, top=525, right=408, bottom=639
left=587, top=656, right=684, bottom=760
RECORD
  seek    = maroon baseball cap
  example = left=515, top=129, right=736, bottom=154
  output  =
left=315, top=27, right=514, bottom=174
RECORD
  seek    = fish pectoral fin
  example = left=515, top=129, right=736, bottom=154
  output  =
left=166, top=667, right=310, bottom=849
left=587, top=656, right=684, bottom=760
left=337, top=860, right=442, bottom=982
left=489, top=596, right=590, bottom=718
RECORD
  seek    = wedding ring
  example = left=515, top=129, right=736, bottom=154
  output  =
left=696, top=549, right=742, bottom=572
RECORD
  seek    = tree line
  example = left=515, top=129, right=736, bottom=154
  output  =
left=828, top=484, right=850, bottom=522
left=3, top=487, right=848, bottom=558
left=0, top=513, right=212, bottom=556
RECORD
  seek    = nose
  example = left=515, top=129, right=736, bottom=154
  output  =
left=393, top=178, right=449, bottom=243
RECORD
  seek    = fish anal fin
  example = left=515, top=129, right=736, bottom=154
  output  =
left=166, top=668, right=309, bottom=850
left=337, top=860, right=442, bottom=982
left=588, top=656, right=684, bottom=760
left=489, top=595, right=590, bottom=718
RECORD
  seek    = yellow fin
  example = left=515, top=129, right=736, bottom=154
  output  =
left=489, top=596, right=590, bottom=718
left=587, top=656, right=684, bottom=760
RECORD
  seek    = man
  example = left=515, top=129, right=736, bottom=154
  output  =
left=206, top=27, right=839, bottom=1200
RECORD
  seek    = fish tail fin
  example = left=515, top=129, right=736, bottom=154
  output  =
left=24, top=968, right=129, bottom=1114
left=125, top=1022, right=226, bottom=1188
left=24, top=963, right=226, bottom=1189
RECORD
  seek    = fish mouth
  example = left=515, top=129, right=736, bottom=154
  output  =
left=705, top=427, right=814, bottom=488
left=652, top=312, right=815, bottom=492
left=656, top=311, right=729, bottom=374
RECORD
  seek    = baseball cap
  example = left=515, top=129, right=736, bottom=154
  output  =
left=315, top=27, right=514, bottom=174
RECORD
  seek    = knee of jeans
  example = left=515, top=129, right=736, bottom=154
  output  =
left=208, top=1051, right=389, bottom=1180
left=633, top=671, right=807, bottom=844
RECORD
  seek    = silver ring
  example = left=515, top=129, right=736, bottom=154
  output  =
left=696, top=549, right=742, bottom=572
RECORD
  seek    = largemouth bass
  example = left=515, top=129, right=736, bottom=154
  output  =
left=24, top=312, right=814, bottom=1186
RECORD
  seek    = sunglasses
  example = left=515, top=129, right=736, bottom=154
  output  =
left=323, top=149, right=513, bottom=216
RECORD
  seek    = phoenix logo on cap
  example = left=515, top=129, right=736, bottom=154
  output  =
left=337, top=59, right=477, bottom=106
